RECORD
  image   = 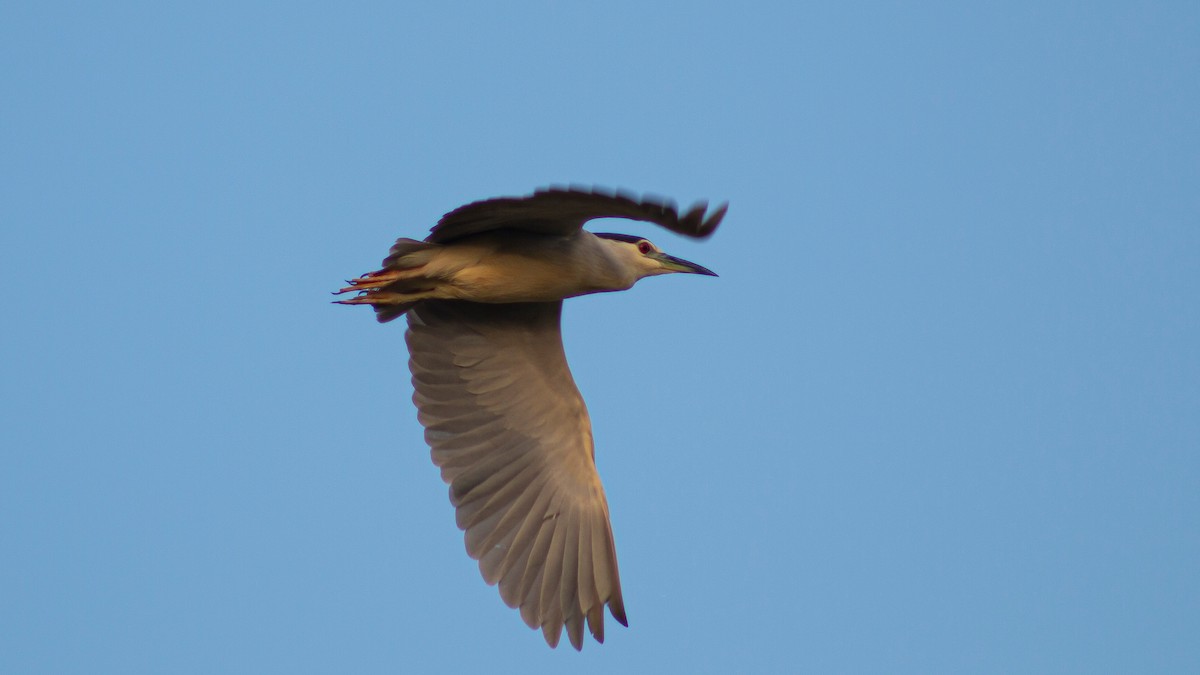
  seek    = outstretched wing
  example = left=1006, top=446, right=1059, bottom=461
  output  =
left=405, top=300, right=627, bottom=650
left=426, top=185, right=727, bottom=243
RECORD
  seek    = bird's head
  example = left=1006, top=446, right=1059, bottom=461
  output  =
left=593, top=232, right=717, bottom=281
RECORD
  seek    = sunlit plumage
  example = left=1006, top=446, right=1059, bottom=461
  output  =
left=336, top=186, right=725, bottom=649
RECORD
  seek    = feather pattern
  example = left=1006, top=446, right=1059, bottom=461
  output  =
left=406, top=300, right=627, bottom=649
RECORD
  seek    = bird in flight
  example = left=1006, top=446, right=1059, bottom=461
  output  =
left=336, top=186, right=726, bottom=649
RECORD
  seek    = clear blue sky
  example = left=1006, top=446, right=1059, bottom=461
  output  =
left=3, top=2, right=1197, bottom=673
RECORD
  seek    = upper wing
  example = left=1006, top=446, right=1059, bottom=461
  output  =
left=426, top=185, right=727, bottom=243
left=405, top=300, right=627, bottom=650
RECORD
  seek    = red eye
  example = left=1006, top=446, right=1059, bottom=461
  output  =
left=637, top=240, right=652, bottom=254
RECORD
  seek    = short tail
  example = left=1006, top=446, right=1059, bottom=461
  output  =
left=334, top=238, right=441, bottom=323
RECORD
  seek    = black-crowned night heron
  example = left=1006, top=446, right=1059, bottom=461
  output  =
left=336, top=186, right=726, bottom=649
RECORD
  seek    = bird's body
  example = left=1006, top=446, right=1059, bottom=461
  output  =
left=336, top=186, right=725, bottom=649
left=372, top=230, right=641, bottom=305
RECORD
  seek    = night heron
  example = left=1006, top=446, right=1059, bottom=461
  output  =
left=335, top=186, right=726, bottom=649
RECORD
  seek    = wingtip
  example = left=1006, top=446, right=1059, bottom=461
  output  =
left=541, top=622, right=564, bottom=649
left=693, top=200, right=729, bottom=239
left=710, top=201, right=730, bottom=224
left=611, top=602, right=629, bottom=628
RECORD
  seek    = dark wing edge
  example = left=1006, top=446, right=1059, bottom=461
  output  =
left=426, top=185, right=727, bottom=243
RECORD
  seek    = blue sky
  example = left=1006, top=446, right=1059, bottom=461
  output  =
left=2, top=2, right=1197, bottom=672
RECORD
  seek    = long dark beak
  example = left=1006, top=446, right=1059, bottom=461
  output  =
left=651, top=252, right=718, bottom=277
